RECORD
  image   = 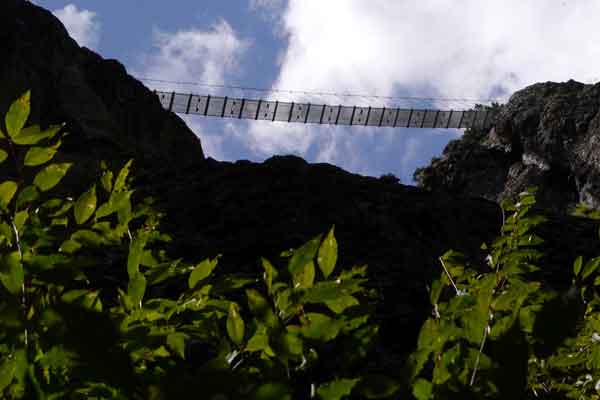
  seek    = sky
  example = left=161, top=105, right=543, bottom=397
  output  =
left=34, top=0, right=600, bottom=184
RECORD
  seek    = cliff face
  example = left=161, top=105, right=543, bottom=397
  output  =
left=3, top=0, right=600, bottom=368
left=415, top=80, right=600, bottom=213
left=0, top=0, right=204, bottom=189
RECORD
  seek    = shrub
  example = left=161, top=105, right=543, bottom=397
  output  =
left=0, top=92, right=396, bottom=399
left=407, top=188, right=600, bottom=399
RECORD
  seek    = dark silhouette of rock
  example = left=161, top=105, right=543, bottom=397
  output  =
left=137, top=155, right=599, bottom=367
left=2, top=0, right=600, bottom=372
left=0, top=0, right=204, bottom=190
left=415, top=80, right=600, bottom=213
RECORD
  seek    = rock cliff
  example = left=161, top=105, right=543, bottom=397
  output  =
left=0, top=0, right=204, bottom=190
left=415, top=80, right=600, bottom=213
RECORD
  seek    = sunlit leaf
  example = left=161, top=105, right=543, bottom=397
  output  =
left=582, top=257, right=600, bottom=280
left=246, top=326, right=275, bottom=357
left=293, top=260, right=315, bottom=289
left=261, top=257, right=278, bottom=294
left=167, top=332, right=186, bottom=359
left=188, top=258, right=218, bottom=289
left=13, top=124, right=63, bottom=145
left=317, top=225, right=337, bottom=278
left=128, top=272, right=146, bottom=308
left=100, top=170, right=113, bottom=193
left=127, top=236, right=145, bottom=278
left=227, top=302, right=245, bottom=346
left=5, top=91, right=30, bottom=138
left=15, top=185, right=39, bottom=210
left=0, top=149, right=8, bottom=164
left=412, top=378, right=433, bottom=400
left=0, top=251, right=23, bottom=295
left=33, top=163, right=72, bottom=192
left=114, top=159, right=133, bottom=193
left=74, top=185, right=97, bottom=225
left=326, top=295, right=359, bottom=314
left=246, top=288, right=278, bottom=328
left=288, top=234, right=322, bottom=279
left=0, top=357, right=17, bottom=392
left=0, top=221, right=14, bottom=245
left=14, top=210, right=28, bottom=235
left=23, top=140, right=60, bottom=166
left=301, top=313, right=342, bottom=342
left=573, top=256, right=583, bottom=277
left=317, top=378, right=359, bottom=400
left=0, top=181, right=17, bottom=210
left=59, top=239, right=81, bottom=254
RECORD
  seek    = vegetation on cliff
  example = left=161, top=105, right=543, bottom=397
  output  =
left=2, top=93, right=600, bottom=399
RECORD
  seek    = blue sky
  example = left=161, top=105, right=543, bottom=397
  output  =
left=34, top=0, right=600, bottom=184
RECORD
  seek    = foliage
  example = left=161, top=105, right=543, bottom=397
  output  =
left=405, top=187, right=600, bottom=398
left=0, top=92, right=395, bottom=399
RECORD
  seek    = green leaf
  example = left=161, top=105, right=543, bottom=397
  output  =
left=246, top=326, right=275, bottom=356
left=23, top=141, right=60, bottom=166
left=166, top=332, right=186, bottom=359
left=573, top=256, right=583, bottom=276
left=294, top=260, right=315, bottom=289
left=252, top=383, right=292, bottom=400
left=74, top=185, right=97, bottom=225
left=0, top=149, right=8, bottom=164
left=14, top=210, right=28, bottom=235
left=15, top=186, right=39, bottom=210
left=279, top=330, right=303, bottom=357
left=288, top=234, right=322, bottom=279
left=317, top=225, right=338, bottom=278
left=128, top=272, right=146, bottom=308
left=0, top=181, right=18, bottom=209
left=127, top=237, right=145, bottom=278
left=301, top=313, right=342, bottom=342
left=5, top=91, right=30, bottom=138
left=317, top=378, right=359, bottom=400
left=71, top=229, right=104, bottom=246
left=33, top=163, right=72, bottom=192
left=95, top=190, right=132, bottom=219
left=0, top=357, right=17, bottom=392
left=582, top=257, right=600, bottom=280
left=188, top=258, right=218, bottom=289
left=246, top=289, right=278, bottom=328
left=0, top=221, right=14, bottom=245
left=100, top=170, right=113, bottom=193
left=59, top=239, right=81, bottom=254
left=412, top=378, right=433, bottom=400
left=12, top=124, right=62, bottom=145
left=261, top=257, right=278, bottom=294
left=0, top=251, right=23, bottom=295
left=114, top=159, right=133, bottom=193
left=326, top=295, right=359, bottom=314
left=227, top=303, right=245, bottom=346
left=61, top=289, right=103, bottom=312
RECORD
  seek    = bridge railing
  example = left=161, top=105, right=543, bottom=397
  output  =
left=155, top=90, right=497, bottom=130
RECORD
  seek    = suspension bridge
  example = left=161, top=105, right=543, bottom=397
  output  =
left=147, top=79, right=502, bottom=130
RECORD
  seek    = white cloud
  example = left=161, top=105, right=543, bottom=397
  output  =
left=139, top=20, right=250, bottom=88
left=53, top=4, right=101, bottom=50
left=136, top=20, right=250, bottom=160
left=238, top=0, right=600, bottom=180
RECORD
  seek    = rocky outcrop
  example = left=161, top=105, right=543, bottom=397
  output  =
left=137, top=155, right=600, bottom=365
left=415, top=80, right=600, bottom=213
left=0, top=0, right=204, bottom=190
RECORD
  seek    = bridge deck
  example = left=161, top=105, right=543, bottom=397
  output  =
left=155, top=90, right=496, bottom=130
